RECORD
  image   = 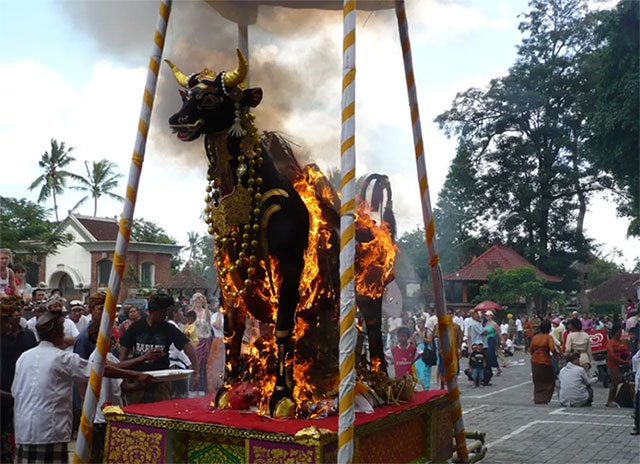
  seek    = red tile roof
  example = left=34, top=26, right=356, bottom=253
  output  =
left=77, top=216, right=119, bottom=241
left=443, top=244, right=562, bottom=283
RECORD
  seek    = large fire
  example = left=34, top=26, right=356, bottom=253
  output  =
left=354, top=203, right=397, bottom=299
left=214, top=164, right=339, bottom=415
left=214, top=165, right=396, bottom=416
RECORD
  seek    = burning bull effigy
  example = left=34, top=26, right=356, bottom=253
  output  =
left=166, top=50, right=399, bottom=418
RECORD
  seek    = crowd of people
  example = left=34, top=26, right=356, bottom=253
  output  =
left=527, top=308, right=639, bottom=437
left=380, top=303, right=640, bottom=437
left=1, top=243, right=639, bottom=462
left=0, top=248, right=226, bottom=463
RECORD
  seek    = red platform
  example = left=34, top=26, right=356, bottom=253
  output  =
left=104, top=390, right=453, bottom=463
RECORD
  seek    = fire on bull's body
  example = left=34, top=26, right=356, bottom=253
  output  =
left=167, top=49, right=398, bottom=418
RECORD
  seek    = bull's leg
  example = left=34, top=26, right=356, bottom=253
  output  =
left=358, top=295, right=387, bottom=373
left=223, top=302, right=246, bottom=379
left=268, top=254, right=304, bottom=416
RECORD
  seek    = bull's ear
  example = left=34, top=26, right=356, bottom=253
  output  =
left=242, top=88, right=263, bottom=107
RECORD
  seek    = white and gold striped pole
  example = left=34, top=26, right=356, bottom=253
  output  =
left=338, top=0, right=357, bottom=463
left=73, top=1, right=172, bottom=462
left=394, top=0, right=469, bottom=460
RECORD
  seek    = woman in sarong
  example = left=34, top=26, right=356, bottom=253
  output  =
left=191, top=293, right=211, bottom=392
left=207, top=304, right=226, bottom=395
left=530, top=319, right=558, bottom=404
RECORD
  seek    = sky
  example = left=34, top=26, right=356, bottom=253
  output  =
left=1, top=0, right=637, bottom=269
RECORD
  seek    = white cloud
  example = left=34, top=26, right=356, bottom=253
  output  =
left=0, top=60, right=206, bottom=245
left=3, top=0, right=636, bottom=270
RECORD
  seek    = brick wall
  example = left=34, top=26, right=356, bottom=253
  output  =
left=90, top=251, right=172, bottom=303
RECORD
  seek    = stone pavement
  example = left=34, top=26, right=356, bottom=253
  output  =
left=457, top=353, right=639, bottom=463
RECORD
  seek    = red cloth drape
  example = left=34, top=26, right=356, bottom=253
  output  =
left=122, top=390, right=446, bottom=435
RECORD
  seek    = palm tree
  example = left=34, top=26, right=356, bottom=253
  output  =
left=184, top=231, right=205, bottom=265
left=70, top=159, right=124, bottom=216
left=28, top=139, right=79, bottom=222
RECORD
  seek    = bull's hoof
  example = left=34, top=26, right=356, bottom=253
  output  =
left=269, top=384, right=295, bottom=417
left=272, top=397, right=295, bottom=418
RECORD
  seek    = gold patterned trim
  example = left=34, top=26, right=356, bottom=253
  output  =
left=105, top=394, right=448, bottom=448
left=107, top=413, right=302, bottom=444
left=103, top=405, right=125, bottom=422
left=293, top=427, right=336, bottom=447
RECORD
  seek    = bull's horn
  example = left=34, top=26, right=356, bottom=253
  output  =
left=165, top=59, right=189, bottom=88
left=223, top=49, right=248, bottom=88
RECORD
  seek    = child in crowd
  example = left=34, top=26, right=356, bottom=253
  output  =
left=391, top=326, right=417, bottom=379
left=469, top=343, right=486, bottom=388
left=184, top=310, right=199, bottom=347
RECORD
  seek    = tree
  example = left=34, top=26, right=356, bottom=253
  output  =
left=436, top=0, right=609, bottom=283
left=0, top=196, right=72, bottom=255
left=131, top=218, right=175, bottom=244
left=582, top=1, right=639, bottom=236
left=434, top=147, right=490, bottom=274
left=397, top=227, right=430, bottom=286
left=586, top=254, right=624, bottom=289
left=477, top=266, right=552, bottom=316
left=70, top=159, right=124, bottom=216
left=28, top=139, right=80, bottom=222
left=130, top=218, right=182, bottom=275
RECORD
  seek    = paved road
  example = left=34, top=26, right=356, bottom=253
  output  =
left=457, top=353, right=639, bottom=463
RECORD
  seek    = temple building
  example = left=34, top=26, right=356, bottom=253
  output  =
left=443, top=244, right=562, bottom=310
left=16, top=213, right=181, bottom=302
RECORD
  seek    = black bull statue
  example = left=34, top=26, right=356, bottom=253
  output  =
left=166, top=50, right=395, bottom=415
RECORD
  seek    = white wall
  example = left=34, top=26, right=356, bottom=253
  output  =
left=45, top=223, right=92, bottom=288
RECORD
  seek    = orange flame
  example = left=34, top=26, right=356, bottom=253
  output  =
left=215, top=165, right=338, bottom=414
left=293, top=166, right=336, bottom=314
left=354, top=203, right=397, bottom=299
left=370, top=357, right=382, bottom=373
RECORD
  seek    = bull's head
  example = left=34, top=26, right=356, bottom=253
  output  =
left=166, top=49, right=263, bottom=142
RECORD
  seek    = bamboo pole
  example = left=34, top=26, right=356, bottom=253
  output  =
left=338, top=0, right=357, bottom=463
left=73, top=1, right=172, bottom=462
left=394, top=0, right=469, bottom=460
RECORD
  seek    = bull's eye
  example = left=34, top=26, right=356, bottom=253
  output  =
left=200, top=93, right=222, bottom=109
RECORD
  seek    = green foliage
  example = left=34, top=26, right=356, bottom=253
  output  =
left=130, top=219, right=181, bottom=274
left=397, top=227, right=430, bottom=286
left=435, top=0, right=618, bottom=285
left=0, top=196, right=72, bottom=255
left=434, top=147, right=490, bottom=273
left=184, top=231, right=214, bottom=276
left=477, top=266, right=551, bottom=306
left=131, top=218, right=175, bottom=244
left=70, top=159, right=124, bottom=216
left=591, top=301, right=620, bottom=315
left=586, top=256, right=623, bottom=289
left=28, top=139, right=80, bottom=222
left=582, top=1, right=639, bottom=236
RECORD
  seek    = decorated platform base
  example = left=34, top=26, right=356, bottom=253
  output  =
left=103, top=390, right=452, bottom=463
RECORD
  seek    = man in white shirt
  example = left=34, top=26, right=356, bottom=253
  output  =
left=515, top=315, right=524, bottom=345
left=558, top=352, right=597, bottom=407
left=500, top=321, right=509, bottom=337
left=463, top=310, right=474, bottom=340
left=12, top=311, right=150, bottom=463
left=46, top=295, right=79, bottom=352
left=453, top=310, right=464, bottom=332
left=425, top=309, right=438, bottom=336
left=69, top=300, right=90, bottom=333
